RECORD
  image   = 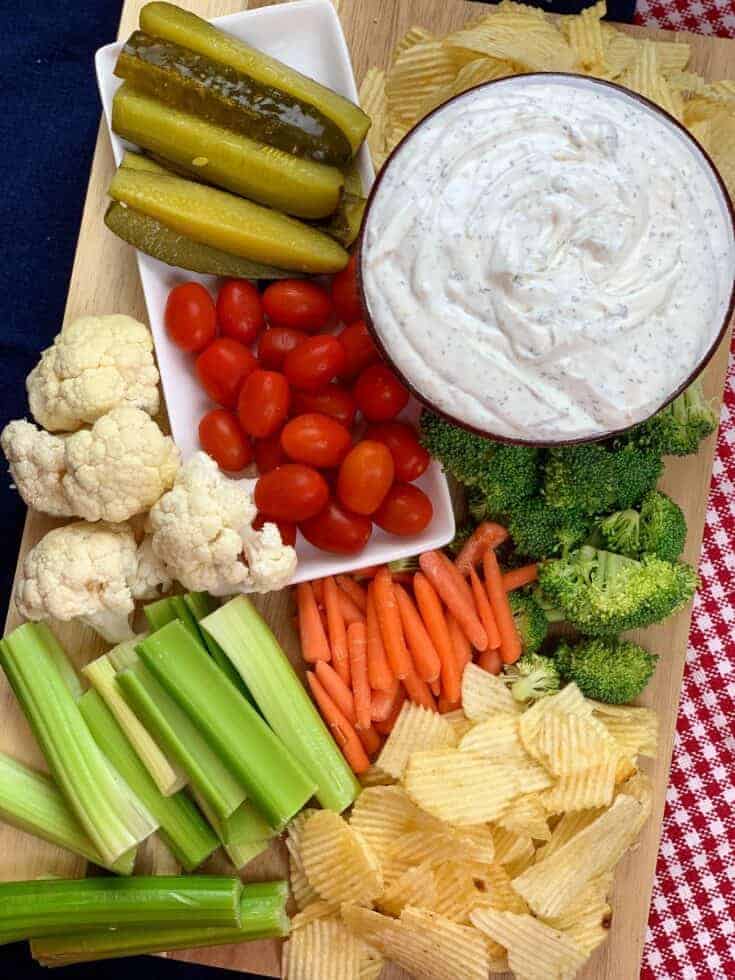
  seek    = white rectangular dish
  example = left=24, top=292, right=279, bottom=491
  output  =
left=95, top=0, right=454, bottom=584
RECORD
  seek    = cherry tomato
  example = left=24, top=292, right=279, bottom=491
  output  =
left=338, top=320, right=380, bottom=378
left=353, top=364, right=409, bottom=421
left=262, top=280, right=332, bottom=332
left=299, top=499, right=372, bottom=555
left=337, top=440, right=395, bottom=515
left=291, top=385, right=357, bottom=428
left=253, top=431, right=287, bottom=474
left=196, top=338, right=258, bottom=408
left=257, top=327, right=307, bottom=370
left=284, top=335, right=347, bottom=393
left=216, top=279, right=265, bottom=346
left=237, top=370, right=290, bottom=438
left=331, top=253, right=362, bottom=323
left=253, top=513, right=297, bottom=547
left=165, top=282, right=217, bottom=352
left=373, top=483, right=433, bottom=536
left=198, top=408, right=253, bottom=472
left=365, top=421, right=430, bottom=482
left=255, top=464, right=329, bottom=522
left=281, top=413, right=352, bottom=468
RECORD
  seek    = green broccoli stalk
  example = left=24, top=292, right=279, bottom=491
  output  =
left=388, top=556, right=419, bottom=574
left=531, top=586, right=567, bottom=624
left=503, top=654, right=560, bottom=703
left=509, top=592, right=548, bottom=655
left=553, top=637, right=658, bottom=703
left=538, top=545, right=698, bottom=635
left=420, top=412, right=542, bottom=514
left=598, top=491, right=687, bottom=562
left=634, top=379, right=718, bottom=456
left=507, top=498, right=590, bottom=560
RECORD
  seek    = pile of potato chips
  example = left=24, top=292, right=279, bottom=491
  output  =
left=359, top=0, right=735, bottom=196
left=282, top=664, right=659, bottom=979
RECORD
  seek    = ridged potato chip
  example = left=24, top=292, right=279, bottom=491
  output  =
left=459, top=714, right=526, bottom=762
left=497, top=792, right=551, bottom=840
left=386, top=41, right=475, bottom=130
left=654, top=39, right=691, bottom=73
left=563, top=1, right=606, bottom=74
left=621, top=41, right=683, bottom=120
left=446, top=17, right=576, bottom=73
left=535, top=711, right=618, bottom=776
left=377, top=860, right=437, bottom=916
left=285, top=916, right=362, bottom=980
left=442, top=708, right=474, bottom=741
left=534, top=807, right=603, bottom=863
left=601, top=23, right=639, bottom=78
left=591, top=702, right=659, bottom=758
left=470, top=908, right=587, bottom=980
left=540, top=752, right=618, bottom=813
left=544, top=875, right=614, bottom=958
left=290, top=901, right=339, bottom=930
left=349, top=785, right=421, bottom=864
left=491, top=826, right=536, bottom=873
left=301, top=810, right=383, bottom=906
left=449, top=56, right=515, bottom=97
left=359, top=67, right=388, bottom=169
left=519, top=683, right=591, bottom=759
left=472, top=862, right=529, bottom=914
left=359, top=947, right=384, bottom=980
left=392, top=25, right=435, bottom=62
left=359, top=765, right=393, bottom=788
left=429, top=861, right=485, bottom=922
left=388, top=823, right=495, bottom=870
left=286, top=808, right=320, bottom=910
left=377, top=702, right=457, bottom=778
left=462, top=663, right=521, bottom=720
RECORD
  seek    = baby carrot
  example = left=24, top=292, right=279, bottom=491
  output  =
left=357, top=724, right=383, bottom=758
left=394, top=584, right=441, bottom=684
left=418, top=551, right=488, bottom=651
left=503, top=564, right=539, bottom=592
left=337, top=575, right=368, bottom=613
left=469, top=566, right=501, bottom=650
left=311, top=578, right=325, bottom=606
left=353, top=565, right=380, bottom=580
left=455, top=522, right=509, bottom=574
left=296, top=583, right=330, bottom=663
left=438, top=696, right=461, bottom=714
left=374, top=687, right=407, bottom=735
left=430, top=679, right=441, bottom=697
left=324, top=575, right=351, bottom=685
left=483, top=549, right=522, bottom=665
left=446, top=611, right=472, bottom=677
left=373, top=567, right=412, bottom=679
left=477, top=648, right=503, bottom=675
left=307, top=672, right=370, bottom=774
left=403, top=665, right=438, bottom=712
left=348, top=622, right=372, bottom=731
left=338, top=589, right=365, bottom=626
left=366, top=586, right=394, bottom=692
left=370, top=679, right=401, bottom=722
left=414, top=571, right=461, bottom=705
left=315, top=660, right=356, bottom=724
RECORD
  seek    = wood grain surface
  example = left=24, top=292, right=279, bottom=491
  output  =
left=2, top=2, right=734, bottom=978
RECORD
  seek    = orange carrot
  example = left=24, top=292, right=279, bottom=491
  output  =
left=483, top=549, right=522, bottom=665
left=446, top=611, right=472, bottom=677
left=403, top=665, right=437, bottom=711
left=357, top=723, right=383, bottom=757
left=469, top=566, right=501, bottom=650
left=315, top=661, right=356, bottom=724
left=438, top=696, right=461, bottom=714
left=418, top=551, right=488, bottom=652
left=373, top=567, right=412, bottom=679
left=307, top=673, right=370, bottom=774
left=337, top=575, right=367, bottom=613
left=366, top=586, right=394, bottom=692
left=311, top=578, right=325, bottom=606
left=391, top=571, right=415, bottom=585
left=374, top=688, right=407, bottom=735
left=324, top=575, right=350, bottom=685
left=455, top=522, right=509, bottom=573
left=394, top=584, right=441, bottom=684
left=370, top=679, right=401, bottom=722
left=353, top=564, right=381, bottom=580
left=430, top=679, right=441, bottom=697
left=413, top=571, right=462, bottom=705
left=296, top=583, right=331, bottom=663
left=503, top=564, right=539, bottom=592
left=319, top=607, right=329, bottom=635
left=347, top=622, right=372, bottom=731
left=338, top=589, right=365, bottom=625
left=477, top=648, right=503, bottom=675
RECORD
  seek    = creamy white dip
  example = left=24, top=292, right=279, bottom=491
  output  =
left=361, top=75, right=735, bottom=442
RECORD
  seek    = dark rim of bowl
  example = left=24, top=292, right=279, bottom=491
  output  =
left=355, top=71, right=735, bottom=448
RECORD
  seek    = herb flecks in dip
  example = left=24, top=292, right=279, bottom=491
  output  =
left=361, top=76, right=735, bottom=442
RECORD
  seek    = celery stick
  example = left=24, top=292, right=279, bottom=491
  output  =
left=82, top=655, right=187, bottom=796
left=194, top=791, right=273, bottom=871
left=31, top=623, right=84, bottom=701
left=0, top=875, right=242, bottom=945
left=170, top=595, right=201, bottom=639
left=31, top=881, right=289, bottom=966
left=79, top=690, right=218, bottom=872
left=184, top=592, right=254, bottom=700
left=202, top=596, right=359, bottom=812
left=117, top=660, right=247, bottom=821
left=0, top=625, right=158, bottom=865
left=0, top=753, right=135, bottom=875
left=139, top=622, right=315, bottom=829
left=144, top=596, right=179, bottom=632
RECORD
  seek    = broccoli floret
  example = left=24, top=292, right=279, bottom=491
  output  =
left=420, top=412, right=541, bottom=513
left=508, top=497, right=590, bottom=560
left=538, top=545, right=698, bottom=635
left=553, top=637, right=658, bottom=703
left=531, top=585, right=567, bottom=624
left=598, top=491, right=686, bottom=562
left=503, top=653, right=560, bottom=703
left=509, top=592, right=548, bottom=655
left=635, top=379, right=718, bottom=456
left=543, top=442, right=663, bottom=515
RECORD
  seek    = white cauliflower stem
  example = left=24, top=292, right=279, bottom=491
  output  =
left=149, top=452, right=297, bottom=594
left=27, top=314, right=160, bottom=432
left=15, top=521, right=169, bottom=642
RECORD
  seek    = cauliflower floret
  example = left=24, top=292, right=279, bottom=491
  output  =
left=27, top=314, right=160, bottom=432
left=133, top=535, right=173, bottom=600
left=149, top=452, right=297, bottom=594
left=0, top=420, right=72, bottom=517
left=1, top=409, right=179, bottom=522
left=15, top=521, right=169, bottom=642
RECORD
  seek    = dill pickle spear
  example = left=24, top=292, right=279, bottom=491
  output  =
left=139, top=2, right=370, bottom=155
left=314, top=193, right=366, bottom=247
left=115, top=31, right=351, bottom=167
left=112, top=84, right=343, bottom=220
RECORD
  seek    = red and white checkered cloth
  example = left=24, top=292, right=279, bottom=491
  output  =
left=631, top=10, right=735, bottom=977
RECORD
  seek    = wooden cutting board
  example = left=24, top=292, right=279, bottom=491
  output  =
left=2, top=1, right=734, bottom=977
